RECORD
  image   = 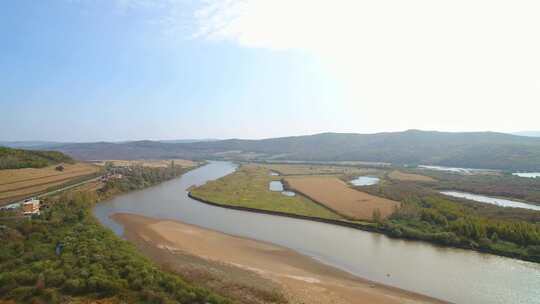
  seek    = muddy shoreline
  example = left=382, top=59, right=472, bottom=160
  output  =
left=112, top=212, right=447, bottom=304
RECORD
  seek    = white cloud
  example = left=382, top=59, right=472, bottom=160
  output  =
left=193, top=0, right=540, bottom=132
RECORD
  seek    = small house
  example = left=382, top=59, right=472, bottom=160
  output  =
left=22, top=198, right=40, bottom=215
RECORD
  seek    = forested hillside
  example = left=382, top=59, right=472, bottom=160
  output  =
left=0, top=147, right=74, bottom=169
left=47, top=130, right=540, bottom=171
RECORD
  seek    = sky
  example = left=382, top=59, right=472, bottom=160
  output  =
left=1, top=0, right=539, bottom=142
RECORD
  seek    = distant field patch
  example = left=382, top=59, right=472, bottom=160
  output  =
left=388, top=170, right=436, bottom=182
left=285, top=176, right=400, bottom=221
left=93, top=159, right=198, bottom=168
left=190, top=165, right=342, bottom=220
left=259, top=164, right=376, bottom=176
left=0, top=163, right=99, bottom=204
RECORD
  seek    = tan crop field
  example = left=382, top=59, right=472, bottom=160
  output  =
left=259, top=163, right=377, bottom=176
left=285, top=176, right=400, bottom=220
left=92, top=159, right=198, bottom=168
left=388, top=170, right=436, bottom=182
left=0, top=163, right=100, bottom=204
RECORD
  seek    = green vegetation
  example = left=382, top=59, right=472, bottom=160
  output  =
left=0, top=147, right=74, bottom=169
left=411, top=169, right=540, bottom=204
left=190, top=165, right=342, bottom=220
left=193, top=163, right=540, bottom=263
left=0, top=163, right=230, bottom=304
left=362, top=181, right=540, bottom=263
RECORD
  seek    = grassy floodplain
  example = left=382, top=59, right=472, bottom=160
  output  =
left=190, top=164, right=342, bottom=220
left=191, top=162, right=540, bottom=263
left=258, top=163, right=377, bottom=176
left=387, top=170, right=436, bottom=182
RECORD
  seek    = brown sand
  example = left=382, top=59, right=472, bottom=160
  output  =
left=285, top=176, right=400, bottom=220
left=113, top=213, right=445, bottom=304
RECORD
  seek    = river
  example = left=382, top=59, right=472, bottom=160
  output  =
left=94, top=161, right=540, bottom=304
left=441, top=191, right=540, bottom=211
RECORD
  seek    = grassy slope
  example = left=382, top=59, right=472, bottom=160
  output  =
left=0, top=147, right=74, bottom=170
left=0, top=165, right=231, bottom=304
left=190, top=165, right=342, bottom=220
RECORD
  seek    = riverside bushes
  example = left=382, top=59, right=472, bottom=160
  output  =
left=367, top=181, right=540, bottom=262
left=0, top=164, right=230, bottom=304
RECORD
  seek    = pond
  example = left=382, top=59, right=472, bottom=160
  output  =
left=350, top=176, right=380, bottom=186
left=269, top=180, right=296, bottom=196
left=269, top=180, right=284, bottom=191
left=440, top=191, right=540, bottom=211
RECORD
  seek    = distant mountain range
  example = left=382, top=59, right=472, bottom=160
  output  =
left=7, top=130, right=540, bottom=171
left=0, top=141, right=65, bottom=149
left=512, top=131, right=540, bottom=137
left=0, top=139, right=216, bottom=149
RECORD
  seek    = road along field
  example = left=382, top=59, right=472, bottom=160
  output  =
left=284, top=176, right=400, bottom=221
left=387, top=170, right=436, bottom=182
left=190, top=164, right=343, bottom=220
left=259, top=163, right=377, bottom=176
left=0, top=163, right=100, bottom=205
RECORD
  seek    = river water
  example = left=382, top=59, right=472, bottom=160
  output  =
left=441, top=191, right=540, bottom=211
left=94, top=161, right=540, bottom=304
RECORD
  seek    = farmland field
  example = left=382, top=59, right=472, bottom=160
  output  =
left=259, top=163, right=377, bottom=176
left=388, top=170, right=436, bottom=182
left=92, top=159, right=199, bottom=168
left=0, top=163, right=100, bottom=204
left=285, top=176, right=400, bottom=220
left=190, top=164, right=342, bottom=220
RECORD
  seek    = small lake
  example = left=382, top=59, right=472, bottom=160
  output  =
left=350, top=176, right=380, bottom=186
left=269, top=171, right=280, bottom=176
left=269, top=180, right=296, bottom=196
left=441, top=191, right=540, bottom=211
left=269, top=180, right=284, bottom=191
left=94, top=161, right=540, bottom=304
left=513, top=172, right=540, bottom=178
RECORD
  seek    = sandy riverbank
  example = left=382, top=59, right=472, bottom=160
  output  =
left=112, top=213, right=446, bottom=304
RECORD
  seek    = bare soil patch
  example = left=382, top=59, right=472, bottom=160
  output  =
left=0, top=163, right=99, bottom=204
left=285, top=176, right=400, bottom=220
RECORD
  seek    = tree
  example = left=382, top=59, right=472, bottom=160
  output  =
left=372, top=209, right=382, bottom=223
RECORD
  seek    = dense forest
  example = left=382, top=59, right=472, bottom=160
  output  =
left=0, top=163, right=230, bottom=303
left=361, top=180, right=540, bottom=262
left=0, top=147, right=74, bottom=169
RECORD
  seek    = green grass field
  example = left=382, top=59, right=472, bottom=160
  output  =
left=190, top=164, right=342, bottom=220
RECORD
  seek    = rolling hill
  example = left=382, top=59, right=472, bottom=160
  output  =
left=37, top=130, right=540, bottom=171
left=0, top=146, right=74, bottom=169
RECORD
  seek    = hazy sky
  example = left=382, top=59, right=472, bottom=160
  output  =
left=1, top=0, right=539, bottom=141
